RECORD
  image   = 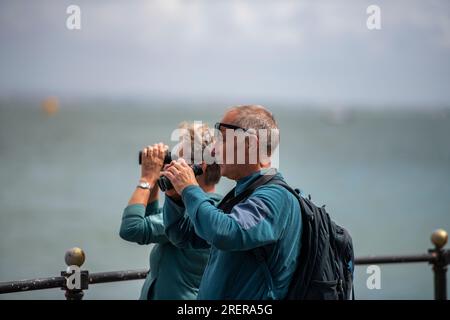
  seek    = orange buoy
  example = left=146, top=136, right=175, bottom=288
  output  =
left=41, top=96, right=60, bottom=115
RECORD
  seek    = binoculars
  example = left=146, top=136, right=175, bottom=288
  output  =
left=138, top=150, right=203, bottom=192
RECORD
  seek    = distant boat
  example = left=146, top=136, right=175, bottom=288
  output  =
left=323, top=108, right=354, bottom=125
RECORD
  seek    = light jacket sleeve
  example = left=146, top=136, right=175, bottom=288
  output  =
left=181, top=185, right=294, bottom=251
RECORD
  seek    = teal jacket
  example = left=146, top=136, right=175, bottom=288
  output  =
left=119, top=193, right=222, bottom=300
left=164, top=170, right=302, bottom=300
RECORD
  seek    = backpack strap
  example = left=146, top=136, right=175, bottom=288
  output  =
left=217, top=168, right=278, bottom=213
left=264, top=178, right=314, bottom=221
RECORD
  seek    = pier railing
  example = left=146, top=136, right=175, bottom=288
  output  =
left=0, top=229, right=448, bottom=300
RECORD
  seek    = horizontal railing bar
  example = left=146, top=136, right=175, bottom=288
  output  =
left=89, top=269, right=148, bottom=284
left=0, top=269, right=148, bottom=294
left=355, top=253, right=436, bottom=265
left=0, top=250, right=448, bottom=294
left=0, top=277, right=66, bottom=294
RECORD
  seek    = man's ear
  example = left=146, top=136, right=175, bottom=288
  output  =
left=245, top=129, right=258, bottom=148
left=247, top=128, right=258, bottom=140
left=246, top=128, right=257, bottom=136
left=244, top=129, right=259, bottom=165
left=201, top=162, right=207, bottom=174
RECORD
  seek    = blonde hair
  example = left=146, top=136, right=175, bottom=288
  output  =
left=178, top=121, right=221, bottom=186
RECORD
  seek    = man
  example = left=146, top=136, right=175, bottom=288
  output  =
left=119, top=122, right=222, bottom=299
left=163, top=105, right=302, bottom=300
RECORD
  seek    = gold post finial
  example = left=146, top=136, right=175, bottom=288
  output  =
left=64, top=247, right=85, bottom=267
left=431, top=229, right=448, bottom=250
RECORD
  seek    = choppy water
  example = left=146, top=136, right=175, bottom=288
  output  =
left=1, top=101, right=449, bottom=299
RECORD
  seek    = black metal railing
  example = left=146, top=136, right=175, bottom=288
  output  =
left=0, top=229, right=448, bottom=300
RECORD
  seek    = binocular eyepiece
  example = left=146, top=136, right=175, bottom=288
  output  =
left=138, top=150, right=203, bottom=192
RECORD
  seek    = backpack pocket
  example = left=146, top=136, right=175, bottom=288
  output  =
left=306, top=280, right=339, bottom=300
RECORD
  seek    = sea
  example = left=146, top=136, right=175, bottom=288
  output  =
left=1, top=100, right=449, bottom=299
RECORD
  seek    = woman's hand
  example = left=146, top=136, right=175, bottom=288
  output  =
left=140, top=143, right=168, bottom=184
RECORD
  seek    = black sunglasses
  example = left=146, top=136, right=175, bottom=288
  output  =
left=214, top=122, right=248, bottom=132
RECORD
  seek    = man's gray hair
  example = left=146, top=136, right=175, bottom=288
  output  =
left=227, top=105, right=280, bottom=155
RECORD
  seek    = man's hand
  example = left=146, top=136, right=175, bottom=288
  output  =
left=162, top=158, right=199, bottom=195
left=163, top=164, right=181, bottom=200
left=141, top=143, right=168, bottom=184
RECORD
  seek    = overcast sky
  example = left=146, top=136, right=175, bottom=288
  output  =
left=1, top=0, right=449, bottom=108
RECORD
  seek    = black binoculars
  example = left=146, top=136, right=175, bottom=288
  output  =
left=138, top=150, right=203, bottom=192
left=138, top=150, right=173, bottom=166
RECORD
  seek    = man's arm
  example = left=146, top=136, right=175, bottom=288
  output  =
left=163, top=195, right=210, bottom=249
left=161, top=159, right=294, bottom=251
left=180, top=184, right=292, bottom=251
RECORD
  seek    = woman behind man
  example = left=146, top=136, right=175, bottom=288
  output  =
left=119, top=122, right=221, bottom=299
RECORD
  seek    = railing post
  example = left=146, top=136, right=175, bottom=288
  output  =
left=429, top=229, right=448, bottom=300
left=61, top=247, right=89, bottom=300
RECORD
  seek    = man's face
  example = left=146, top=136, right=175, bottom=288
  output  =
left=214, top=110, right=253, bottom=180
